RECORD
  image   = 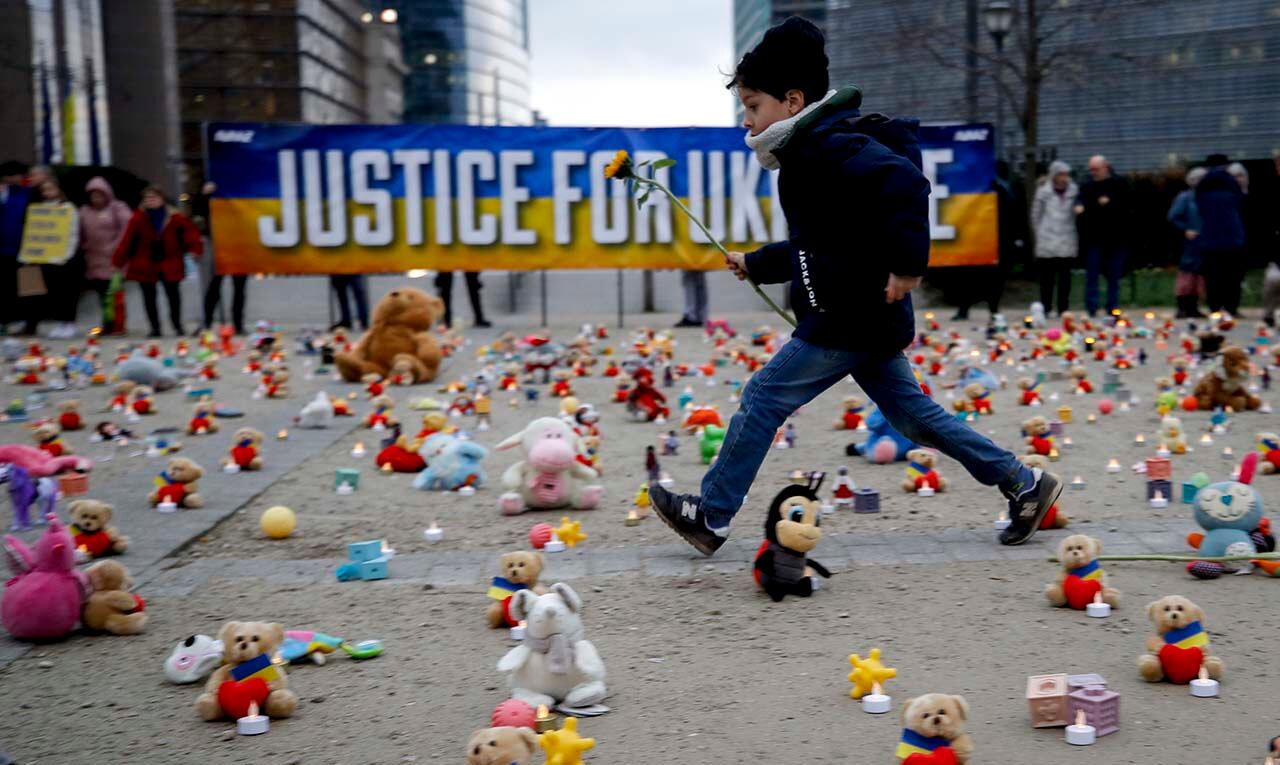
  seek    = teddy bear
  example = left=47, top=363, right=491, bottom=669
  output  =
left=496, top=418, right=604, bottom=514
left=412, top=409, right=450, bottom=449
left=67, top=499, right=129, bottom=557
left=1019, top=455, right=1069, bottom=528
left=31, top=421, right=70, bottom=457
left=57, top=399, right=83, bottom=431
left=128, top=384, right=155, bottom=415
left=335, top=287, right=444, bottom=384
left=1257, top=433, right=1280, bottom=475
left=550, top=369, right=574, bottom=398
left=107, top=380, right=135, bottom=412
left=902, top=448, right=948, bottom=493
left=1171, top=356, right=1191, bottom=386
left=487, top=551, right=546, bottom=628
left=149, top=457, right=204, bottom=508
left=1070, top=365, right=1092, bottom=394
left=1022, top=416, right=1055, bottom=457
left=964, top=381, right=992, bottom=414
left=224, top=428, right=264, bottom=471
left=1159, top=415, right=1188, bottom=455
left=497, top=584, right=607, bottom=708
left=187, top=401, right=219, bottom=435
left=366, top=394, right=397, bottom=429
left=1193, top=346, right=1261, bottom=411
left=466, top=727, right=539, bottom=765
left=832, top=395, right=866, bottom=430
left=82, top=559, right=146, bottom=635
left=413, top=433, right=486, bottom=489
left=1045, top=535, right=1119, bottom=610
left=195, top=621, right=299, bottom=721
left=897, top=693, right=973, bottom=764
left=1137, top=595, right=1224, bottom=684
left=1016, top=377, right=1042, bottom=406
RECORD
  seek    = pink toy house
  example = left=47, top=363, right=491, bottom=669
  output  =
left=1068, top=684, right=1120, bottom=737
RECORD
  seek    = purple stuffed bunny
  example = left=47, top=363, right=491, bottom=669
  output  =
left=3, top=514, right=89, bottom=640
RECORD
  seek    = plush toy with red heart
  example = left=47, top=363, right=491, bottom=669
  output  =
left=896, top=694, right=973, bottom=764
left=1137, top=595, right=1225, bottom=684
left=194, top=621, right=299, bottom=721
left=1045, top=535, right=1120, bottom=610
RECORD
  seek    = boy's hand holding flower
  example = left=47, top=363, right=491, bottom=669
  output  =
left=725, top=251, right=748, bottom=281
left=884, top=274, right=921, bottom=303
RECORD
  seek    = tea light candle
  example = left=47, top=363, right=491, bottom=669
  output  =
left=994, top=512, right=1011, bottom=531
left=1221, top=447, right=1234, bottom=460
left=1087, top=414, right=1097, bottom=424
left=543, top=532, right=566, bottom=553
left=624, top=509, right=640, bottom=526
left=509, top=620, right=527, bottom=641
left=820, top=502, right=835, bottom=515
left=861, top=682, right=891, bottom=714
left=380, top=462, right=393, bottom=474
left=351, top=442, right=366, bottom=457
left=1062, top=436, right=1073, bottom=449
left=157, top=500, right=178, bottom=514
left=423, top=522, right=443, bottom=543
left=1156, top=445, right=1171, bottom=457
left=534, top=704, right=557, bottom=733
left=1190, top=666, right=1219, bottom=698
left=237, top=701, right=269, bottom=736
left=1065, top=710, right=1096, bottom=746
left=1150, top=490, right=1168, bottom=509
left=336, top=482, right=354, bottom=495
left=1071, top=475, right=1086, bottom=490
left=1200, top=433, right=1214, bottom=445
left=223, top=463, right=241, bottom=474
left=916, top=486, right=935, bottom=498
left=1086, top=592, right=1112, bottom=618
left=277, top=429, right=288, bottom=440
left=1134, top=433, right=1146, bottom=446
left=1106, top=459, right=1121, bottom=473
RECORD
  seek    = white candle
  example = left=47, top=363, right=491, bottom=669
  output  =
left=336, top=483, right=354, bottom=495
left=861, top=683, right=891, bottom=714
left=1156, top=445, right=1170, bottom=457
left=1150, top=491, right=1168, bottom=509
left=1134, top=433, right=1145, bottom=445
left=820, top=502, right=835, bottom=515
left=916, top=486, right=935, bottom=498
left=423, top=523, right=443, bottom=544
left=1086, top=593, right=1111, bottom=618
left=157, top=501, right=178, bottom=514
left=223, top=463, right=240, bottom=474
left=1106, top=459, right=1121, bottom=473
left=1065, top=710, right=1096, bottom=746
left=351, top=442, right=366, bottom=457
left=457, top=485, right=476, bottom=497
left=509, top=620, right=526, bottom=641
left=237, top=701, right=269, bottom=736
left=1071, top=476, right=1086, bottom=490
left=543, top=535, right=566, bottom=553
left=1190, top=666, right=1219, bottom=698
left=1221, top=447, right=1234, bottom=460
left=994, top=513, right=1011, bottom=531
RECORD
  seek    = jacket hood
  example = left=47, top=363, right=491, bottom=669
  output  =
left=85, top=176, right=117, bottom=202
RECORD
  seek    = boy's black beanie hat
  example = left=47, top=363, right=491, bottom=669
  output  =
left=736, top=16, right=829, bottom=103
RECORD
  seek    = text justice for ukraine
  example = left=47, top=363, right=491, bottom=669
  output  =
left=247, top=147, right=960, bottom=249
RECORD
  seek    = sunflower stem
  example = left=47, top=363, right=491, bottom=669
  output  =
left=632, top=177, right=796, bottom=328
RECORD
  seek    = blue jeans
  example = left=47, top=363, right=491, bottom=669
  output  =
left=700, top=337, right=1033, bottom=526
left=1084, top=244, right=1126, bottom=315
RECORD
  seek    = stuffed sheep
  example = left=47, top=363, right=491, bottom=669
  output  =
left=496, top=417, right=603, bottom=515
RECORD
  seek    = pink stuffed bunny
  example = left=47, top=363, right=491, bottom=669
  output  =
left=0, top=444, right=92, bottom=477
left=3, top=514, right=89, bottom=640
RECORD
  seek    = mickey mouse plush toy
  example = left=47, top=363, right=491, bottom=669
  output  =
left=754, top=472, right=833, bottom=601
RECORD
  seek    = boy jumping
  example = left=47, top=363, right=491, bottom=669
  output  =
left=649, top=17, right=1062, bottom=555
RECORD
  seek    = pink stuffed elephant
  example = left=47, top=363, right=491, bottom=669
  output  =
left=496, top=417, right=603, bottom=515
left=3, top=514, right=88, bottom=640
left=0, top=444, right=92, bottom=477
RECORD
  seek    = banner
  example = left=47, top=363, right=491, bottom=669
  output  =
left=206, top=121, right=996, bottom=274
left=18, top=202, right=77, bottom=265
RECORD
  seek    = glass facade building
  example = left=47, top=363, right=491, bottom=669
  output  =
left=827, top=0, right=1280, bottom=170
left=386, top=0, right=531, bottom=125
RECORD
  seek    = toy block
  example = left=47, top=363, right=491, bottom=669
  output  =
left=1146, top=479, right=1172, bottom=500
left=359, top=556, right=389, bottom=580
left=335, top=468, right=360, bottom=490
left=1026, top=673, right=1070, bottom=728
left=57, top=473, right=89, bottom=497
left=1145, top=457, right=1171, bottom=481
left=1181, top=481, right=1200, bottom=504
left=1068, top=685, right=1120, bottom=737
left=347, top=540, right=382, bottom=563
left=853, top=488, right=880, bottom=514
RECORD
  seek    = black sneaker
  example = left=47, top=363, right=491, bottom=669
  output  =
left=473, top=319, right=493, bottom=329
left=999, top=469, right=1062, bottom=546
left=648, top=484, right=727, bottom=556
left=673, top=317, right=701, bottom=328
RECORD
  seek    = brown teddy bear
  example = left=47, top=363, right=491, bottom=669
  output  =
left=128, top=384, right=156, bottom=415
left=195, top=621, right=299, bottom=720
left=366, top=394, right=398, bottom=429
left=1019, top=455, right=1069, bottom=528
left=31, top=421, right=71, bottom=456
left=833, top=395, right=865, bottom=430
left=261, top=368, right=290, bottom=398
left=1045, top=535, right=1118, bottom=610
left=953, top=382, right=992, bottom=416
left=487, top=551, right=546, bottom=628
left=899, top=693, right=973, bottom=763
left=108, top=380, right=135, bottom=412
left=1137, top=595, right=1224, bottom=683
left=903, top=448, right=948, bottom=492
left=1193, top=346, right=1261, bottom=411
left=335, top=287, right=444, bottom=384
left=57, top=399, right=84, bottom=430
left=68, top=499, right=129, bottom=557
left=187, top=401, right=219, bottom=435
left=150, top=457, right=204, bottom=508
left=1022, top=415, right=1055, bottom=457
left=224, top=427, right=265, bottom=471
left=82, top=560, right=147, bottom=635
left=1070, top=365, right=1093, bottom=394
left=1016, top=377, right=1042, bottom=406
left=465, top=727, right=539, bottom=765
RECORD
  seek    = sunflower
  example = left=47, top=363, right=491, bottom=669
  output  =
left=603, top=149, right=633, bottom=180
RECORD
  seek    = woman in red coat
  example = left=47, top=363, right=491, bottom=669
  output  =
left=111, top=186, right=203, bottom=337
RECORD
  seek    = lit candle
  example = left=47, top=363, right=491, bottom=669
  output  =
left=1087, top=414, right=1097, bottom=424
left=157, top=500, right=178, bottom=514
left=1155, top=445, right=1171, bottom=457
left=542, top=532, right=566, bottom=553
left=1062, top=436, right=1073, bottom=449
left=336, top=482, right=354, bottom=495
left=351, top=441, right=366, bottom=457
left=277, top=429, right=288, bottom=440
left=1200, top=433, right=1214, bottom=445
left=534, top=704, right=557, bottom=733
left=625, top=509, right=640, bottom=527
left=1086, top=592, right=1111, bottom=618
left=916, top=486, right=935, bottom=498
left=820, top=502, right=835, bottom=515
left=1189, top=666, right=1220, bottom=698
left=423, top=522, right=443, bottom=544
left=223, top=462, right=241, bottom=474
left=861, top=682, right=891, bottom=714
left=509, top=619, right=527, bottom=641
left=1221, top=447, right=1234, bottom=460
left=994, top=512, right=1011, bottom=531
left=457, top=485, right=476, bottom=497
left=1134, top=433, right=1146, bottom=446
left=1150, top=490, right=1168, bottom=509
left=380, top=462, right=393, bottom=474
left=1065, top=709, right=1096, bottom=746
left=237, top=701, right=269, bottom=736
left=1071, top=475, right=1086, bottom=490
left=1106, top=459, right=1121, bottom=473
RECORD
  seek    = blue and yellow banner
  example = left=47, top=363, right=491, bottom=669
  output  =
left=206, top=122, right=996, bottom=274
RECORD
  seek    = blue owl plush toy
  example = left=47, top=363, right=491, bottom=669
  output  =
left=1187, top=452, right=1279, bottom=579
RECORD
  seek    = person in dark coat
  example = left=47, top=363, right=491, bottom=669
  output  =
left=1195, top=154, right=1247, bottom=315
left=194, top=181, right=249, bottom=335
left=112, top=186, right=203, bottom=337
left=0, top=160, right=34, bottom=333
left=647, top=17, right=1061, bottom=557
left=435, top=270, right=490, bottom=329
left=1076, top=155, right=1131, bottom=316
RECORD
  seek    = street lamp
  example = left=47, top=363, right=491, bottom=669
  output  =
left=983, top=0, right=1013, bottom=157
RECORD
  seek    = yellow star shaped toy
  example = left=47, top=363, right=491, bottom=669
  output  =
left=540, top=715, right=596, bottom=765
left=555, top=516, right=588, bottom=548
left=848, top=647, right=897, bottom=699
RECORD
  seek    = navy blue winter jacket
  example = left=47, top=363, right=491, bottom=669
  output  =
left=1194, top=168, right=1246, bottom=254
left=743, top=87, right=931, bottom=355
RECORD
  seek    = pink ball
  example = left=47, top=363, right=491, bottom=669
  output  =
left=1045, top=328, right=1062, bottom=341
left=529, top=523, right=554, bottom=550
left=491, top=699, right=536, bottom=730
left=1098, top=399, right=1114, bottom=415
left=871, top=438, right=898, bottom=464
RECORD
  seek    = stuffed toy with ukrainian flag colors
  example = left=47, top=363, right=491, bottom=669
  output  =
left=1045, top=535, right=1119, bottom=610
left=901, top=449, right=948, bottom=493
left=148, top=457, right=204, bottom=508
left=897, top=693, right=973, bottom=763
left=195, top=621, right=298, bottom=720
left=754, top=473, right=832, bottom=602
left=486, top=551, right=546, bottom=628
left=1137, top=595, right=1224, bottom=684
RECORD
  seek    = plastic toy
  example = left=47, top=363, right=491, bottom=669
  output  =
left=165, top=634, right=226, bottom=683
left=279, top=630, right=383, bottom=664
left=260, top=506, right=296, bottom=539
left=698, top=425, right=726, bottom=464
left=1, top=464, right=56, bottom=531
left=1068, top=685, right=1119, bottom=737
left=554, top=517, right=587, bottom=548
left=335, top=539, right=391, bottom=581
left=848, top=647, right=897, bottom=700
left=1, top=514, right=87, bottom=640
left=335, top=468, right=359, bottom=492
left=540, top=716, right=596, bottom=765
left=1026, top=673, right=1069, bottom=728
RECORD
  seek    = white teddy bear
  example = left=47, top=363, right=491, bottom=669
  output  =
left=497, top=583, right=607, bottom=709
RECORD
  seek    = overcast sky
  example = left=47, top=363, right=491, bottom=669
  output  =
left=528, top=0, right=737, bottom=128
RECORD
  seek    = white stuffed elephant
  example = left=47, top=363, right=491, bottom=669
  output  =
left=497, top=583, right=607, bottom=708
left=495, top=417, right=603, bottom=515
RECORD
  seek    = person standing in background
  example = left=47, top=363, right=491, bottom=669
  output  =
left=676, top=270, right=708, bottom=327
left=20, top=179, right=80, bottom=338
left=952, top=161, right=1022, bottom=321
left=435, top=270, right=490, bottom=328
left=329, top=274, right=370, bottom=331
left=1076, top=155, right=1131, bottom=316
left=1167, top=167, right=1207, bottom=318
left=195, top=181, right=248, bottom=335
left=79, top=177, right=133, bottom=330
left=0, top=161, right=33, bottom=335
left=112, top=186, right=203, bottom=337
left=1030, top=160, right=1079, bottom=317
left=1195, top=154, right=1247, bottom=316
